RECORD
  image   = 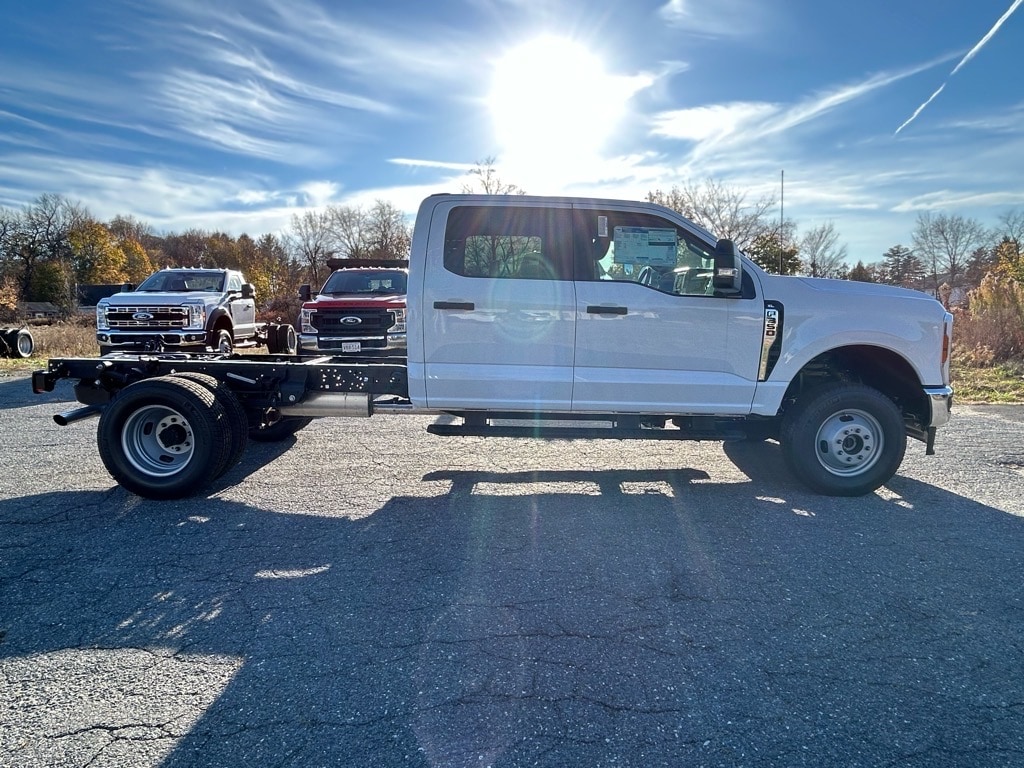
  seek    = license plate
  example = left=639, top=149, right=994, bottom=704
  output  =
left=341, top=341, right=361, bottom=353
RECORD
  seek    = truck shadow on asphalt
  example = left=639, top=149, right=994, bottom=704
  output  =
left=3, top=460, right=1024, bottom=768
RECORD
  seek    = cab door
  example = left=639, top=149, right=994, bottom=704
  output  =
left=226, top=272, right=257, bottom=338
left=417, top=200, right=577, bottom=411
left=571, top=204, right=762, bottom=414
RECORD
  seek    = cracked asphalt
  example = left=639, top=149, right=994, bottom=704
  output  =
left=2, top=374, right=1024, bottom=767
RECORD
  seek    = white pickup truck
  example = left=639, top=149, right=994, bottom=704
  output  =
left=35, top=193, right=953, bottom=500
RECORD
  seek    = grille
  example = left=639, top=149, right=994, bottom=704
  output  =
left=312, top=308, right=394, bottom=338
left=106, top=306, right=189, bottom=329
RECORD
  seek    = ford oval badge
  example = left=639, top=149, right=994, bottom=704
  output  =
left=133, top=312, right=154, bottom=320
left=340, top=316, right=362, bottom=325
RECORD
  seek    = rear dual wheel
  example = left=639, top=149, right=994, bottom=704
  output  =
left=97, top=376, right=236, bottom=499
left=169, top=372, right=248, bottom=477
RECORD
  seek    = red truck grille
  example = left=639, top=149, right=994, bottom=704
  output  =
left=312, top=309, right=394, bottom=337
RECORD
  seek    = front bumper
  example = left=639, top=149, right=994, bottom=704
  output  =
left=923, top=385, right=954, bottom=428
left=297, top=332, right=406, bottom=355
left=97, top=331, right=208, bottom=351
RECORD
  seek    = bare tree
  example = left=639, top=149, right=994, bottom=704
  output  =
left=462, top=157, right=526, bottom=195
left=364, top=200, right=411, bottom=260
left=998, top=208, right=1024, bottom=247
left=15, top=194, right=88, bottom=301
left=107, top=215, right=153, bottom=247
left=647, top=179, right=776, bottom=251
left=284, top=209, right=334, bottom=287
left=799, top=221, right=848, bottom=278
left=911, top=212, right=989, bottom=295
left=327, top=205, right=370, bottom=261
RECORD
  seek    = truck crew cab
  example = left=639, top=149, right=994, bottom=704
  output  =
left=35, top=194, right=953, bottom=500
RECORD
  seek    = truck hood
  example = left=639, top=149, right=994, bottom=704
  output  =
left=102, top=291, right=220, bottom=305
left=764, top=275, right=936, bottom=303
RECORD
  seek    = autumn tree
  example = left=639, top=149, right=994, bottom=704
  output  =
left=121, top=239, right=155, bottom=284
left=993, top=237, right=1024, bottom=283
left=205, top=232, right=241, bottom=270
left=29, top=258, right=74, bottom=310
left=162, top=228, right=211, bottom=267
left=69, top=219, right=127, bottom=284
left=647, top=178, right=776, bottom=251
left=799, top=221, right=848, bottom=278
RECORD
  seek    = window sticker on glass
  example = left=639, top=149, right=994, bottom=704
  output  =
left=612, top=227, right=678, bottom=267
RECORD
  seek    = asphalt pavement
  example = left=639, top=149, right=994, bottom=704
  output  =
left=2, top=374, right=1023, bottom=767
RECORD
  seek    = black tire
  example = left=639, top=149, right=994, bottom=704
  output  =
left=97, top=376, right=233, bottom=499
left=248, top=412, right=313, bottom=442
left=275, top=324, right=298, bottom=355
left=780, top=383, right=906, bottom=496
left=210, top=329, right=233, bottom=354
left=10, top=329, right=33, bottom=358
left=169, top=372, right=249, bottom=477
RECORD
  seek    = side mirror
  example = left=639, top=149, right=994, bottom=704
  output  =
left=122, top=283, right=134, bottom=292
left=712, top=239, right=742, bottom=295
left=241, top=283, right=255, bottom=299
left=298, top=284, right=311, bottom=302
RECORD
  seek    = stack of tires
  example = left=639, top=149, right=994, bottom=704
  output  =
left=0, top=327, right=33, bottom=358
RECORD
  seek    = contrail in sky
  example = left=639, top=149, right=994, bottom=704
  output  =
left=895, top=0, right=1023, bottom=134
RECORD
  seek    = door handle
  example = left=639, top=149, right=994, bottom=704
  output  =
left=586, top=305, right=627, bottom=315
left=434, top=301, right=475, bottom=310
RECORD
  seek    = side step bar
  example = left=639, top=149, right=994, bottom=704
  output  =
left=426, top=423, right=747, bottom=441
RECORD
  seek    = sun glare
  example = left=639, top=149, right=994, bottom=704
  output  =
left=488, top=35, right=633, bottom=185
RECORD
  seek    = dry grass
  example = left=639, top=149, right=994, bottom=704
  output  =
left=0, top=319, right=96, bottom=374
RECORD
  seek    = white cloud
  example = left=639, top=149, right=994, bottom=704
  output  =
left=298, top=182, right=341, bottom=208
left=657, top=0, right=769, bottom=36
left=652, top=102, right=778, bottom=142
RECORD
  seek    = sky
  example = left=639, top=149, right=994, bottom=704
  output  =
left=1, top=0, right=1022, bottom=265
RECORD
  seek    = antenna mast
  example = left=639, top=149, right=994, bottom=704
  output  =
left=779, top=170, right=785, bottom=274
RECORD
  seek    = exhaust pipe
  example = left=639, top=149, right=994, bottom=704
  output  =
left=278, top=392, right=371, bottom=418
left=54, top=405, right=102, bottom=426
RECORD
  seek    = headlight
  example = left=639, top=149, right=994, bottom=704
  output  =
left=183, top=302, right=206, bottom=330
left=96, top=303, right=109, bottom=331
left=300, top=308, right=316, bottom=334
left=391, top=307, right=407, bottom=334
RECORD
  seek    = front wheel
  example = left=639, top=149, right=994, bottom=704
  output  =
left=210, top=329, right=233, bottom=354
left=780, top=383, right=906, bottom=496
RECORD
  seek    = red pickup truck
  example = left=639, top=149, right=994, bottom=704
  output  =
left=297, top=258, right=407, bottom=356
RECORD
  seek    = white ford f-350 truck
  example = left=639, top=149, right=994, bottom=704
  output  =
left=34, top=193, right=953, bottom=500
left=95, top=267, right=297, bottom=355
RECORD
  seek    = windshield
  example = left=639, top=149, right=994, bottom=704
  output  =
left=137, top=271, right=225, bottom=292
left=321, top=270, right=407, bottom=295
